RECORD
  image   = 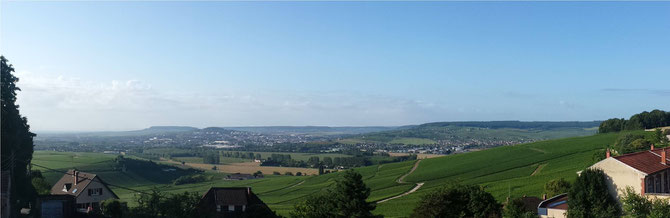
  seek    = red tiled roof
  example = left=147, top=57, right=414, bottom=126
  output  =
left=613, top=149, right=670, bottom=175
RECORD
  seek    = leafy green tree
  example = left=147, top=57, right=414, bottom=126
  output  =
left=131, top=190, right=201, bottom=218
left=621, top=186, right=670, bottom=218
left=614, top=132, right=650, bottom=154
left=291, top=170, right=378, bottom=218
left=568, top=169, right=621, bottom=217
left=101, top=199, right=129, bottom=218
left=545, top=178, right=571, bottom=198
left=503, top=197, right=536, bottom=218
left=621, top=187, right=651, bottom=217
left=160, top=191, right=201, bottom=218
left=253, top=170, right=263, bottom=177
left=1, top=56, right=37, bottom=215
left=133, top=190, right=163, bottom=217
left=30, top=170, right=51, bottom=195
left=411, top=183, right=501, bottom=218
left=323, top=157, right=333, bottom=167
left=291, top=192, right=337, bottom=218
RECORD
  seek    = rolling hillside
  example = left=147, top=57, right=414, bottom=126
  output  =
left=373, top=132, right=620, bottom=217
left=32, top=131, right=623, bottom=217
left=340, top=121, right=601, bottom=147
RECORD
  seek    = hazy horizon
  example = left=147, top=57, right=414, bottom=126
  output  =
left=2, top=1, right=669, bottom=131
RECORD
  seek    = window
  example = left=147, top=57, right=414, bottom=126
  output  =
left=235, top=205, right=243, bottom=212
left=63, top=183, right=72, bottom=192
left=216, top=205, right=221, bottom=212
left=228, top=205, right=234, bottom=211
left=88, top=188, right=103, bottom=196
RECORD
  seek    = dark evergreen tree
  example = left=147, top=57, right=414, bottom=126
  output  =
left=1, top=56, right=37, bottom=216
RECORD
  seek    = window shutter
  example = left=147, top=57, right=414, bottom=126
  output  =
left=100, top=188, right=103, bottom=195
left=88, top=189, right=91, bottom=196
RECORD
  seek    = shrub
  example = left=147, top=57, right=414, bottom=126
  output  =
left=173, top=174, right=206, bottom=185
left=291, top=170, right=378, bottom=218
left=411, top=183, right=501, bottom=218
left=544, top=178, right=571, bottom=198
left=568, top=169, right=621, bottom=217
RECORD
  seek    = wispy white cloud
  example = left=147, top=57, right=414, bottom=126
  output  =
left=15, top=71, right=444, bottom=131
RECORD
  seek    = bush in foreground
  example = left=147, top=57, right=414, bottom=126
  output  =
left=291, top=170, right=379, bottom=218
left=411, top=183, right=501, bottom=218
left=568, top=168, right=620, bottom=217
left=621, top=187, right=670, bottom=217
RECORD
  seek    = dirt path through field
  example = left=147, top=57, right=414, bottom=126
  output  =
left=397, top=159, right=422, bottom=183
left=378, top=159, right=424, bottom=203
left=531, top=164, right=546, bottom=176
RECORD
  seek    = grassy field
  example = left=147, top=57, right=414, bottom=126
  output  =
left=339, top=124, right=599, bottom=147
left=372, top=132, right=622, bottom=217
left=31, top=150, right=414, bottom=217
left=32, top=131, right=626, bottom=217
left=172, top=156, right=249, bottom=164
left=239, top=151, right=352, bottom=161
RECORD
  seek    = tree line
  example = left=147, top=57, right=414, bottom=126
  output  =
left=599, top=109, right=670, bottom=133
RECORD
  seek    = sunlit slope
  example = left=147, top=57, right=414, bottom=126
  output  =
left=374, top=133, right=619, bottom=217
left=32, top=151, right=416, bottom=217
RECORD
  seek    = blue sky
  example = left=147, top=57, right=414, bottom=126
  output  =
left=1, top=1, right=669, bottom=131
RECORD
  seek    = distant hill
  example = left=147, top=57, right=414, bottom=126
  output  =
left=36, top=126, right=199, bottom=138
left=339, top=121, right=602, bottom=147
left=419, top=121, right=601, bottom=129
left=223, top=126, right=405, bottom=136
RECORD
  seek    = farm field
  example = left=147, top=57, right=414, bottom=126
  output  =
left=31, top=150, right=415, bottom=217
left=31, top=131, right=626, bottom=217
left=238, top=151, right=352, bottom=162
left=172, top=156, right=249, bottom=164
left=372, top=132, right=623, bottom=217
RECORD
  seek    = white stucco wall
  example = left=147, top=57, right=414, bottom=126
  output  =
left=589, top=158, right=646, bottom=200
left=75, top=178, right=116, bottom=204
left=540, top=209, right=566, bottom=218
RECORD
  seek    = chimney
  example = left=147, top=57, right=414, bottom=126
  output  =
left=74, top=171, right=79, bottom=185
left=663, top=148, right=666, bottom=165
left=542, top=194, right=547, bottom=200
left=247, top=187, right=251, bottom=195
left=652, top=144, right=655, bottom=150
left=606, top=148, right=611, bottom=158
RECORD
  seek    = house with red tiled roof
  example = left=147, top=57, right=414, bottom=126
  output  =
left=590, top=145, right=670, bottom=200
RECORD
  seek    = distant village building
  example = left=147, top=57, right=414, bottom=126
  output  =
left=198, top=187, right=273, bottom=217
left=50, top=170, right=119, bottom=213
left=538, top=193, right=568, bottom=218
left=589, top=146, right=670, bottom=200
